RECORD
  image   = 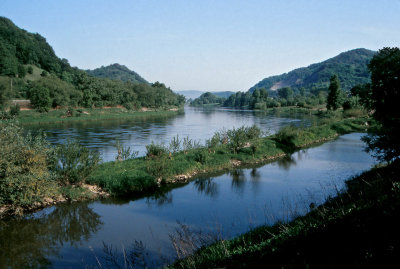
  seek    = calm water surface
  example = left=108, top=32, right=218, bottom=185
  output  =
left=0, top=131, right=376, bottom=268
left=27, top=106, right=318, bottom=162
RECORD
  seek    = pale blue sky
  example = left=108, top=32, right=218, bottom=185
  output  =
left=1, top=0, right=399, bottom=91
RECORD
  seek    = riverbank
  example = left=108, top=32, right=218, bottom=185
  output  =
left=168, top=160, right=400, bottom=268
left=2, top=107, right=183, bottom=125
left=0, top=184, right=109, bottom=218
left=87, top=117, right=369, bottom=196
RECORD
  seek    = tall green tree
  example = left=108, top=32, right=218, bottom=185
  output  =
left=28, top=85, right=51, bottom=112
left=278, top=87, right=293, bottom=100
left=363, top=47, right=400, bottom=162
left=326, top=75, right=342, bottom=110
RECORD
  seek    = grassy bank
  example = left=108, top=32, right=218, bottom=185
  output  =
left=87, top=117, right=368, bottom=196
left=168, top=161, right=400, bottom=268
left=4, top=107, right=183, bottom=125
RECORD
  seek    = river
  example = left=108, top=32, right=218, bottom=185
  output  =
left=0, top=107, right=375, bottom=268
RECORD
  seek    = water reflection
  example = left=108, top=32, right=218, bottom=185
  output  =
left=0, top=203, right=102, bottom=268
left=146, top=191, right=173, bottom=207
left=230, top=169, right=247, bottom=194
left=193, top=177, right=219, bottom=198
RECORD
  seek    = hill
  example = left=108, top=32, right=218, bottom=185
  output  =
left=179, top=90, right=235, bottom=101
left=250, top=48, right=376, bottom=93
left=190, top=92, right=226, bottom=106
left=0, top=16, right=66, bottom=77
left=0, top=16, right=185, bottom=111
left=86, top=64, right=148, bottom=84
left=213, top=91, right=235, bottom=98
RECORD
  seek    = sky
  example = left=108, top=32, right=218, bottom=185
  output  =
left=1, top=0, right=400, bottom=92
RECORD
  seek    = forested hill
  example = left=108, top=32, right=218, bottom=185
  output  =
left=86, top=64, right=148, bottom=84
left=0, top=16, right=66, bottom=76
left=250, top=48, right=376, bottom=93
left=0, top=16, right=185, bottom=111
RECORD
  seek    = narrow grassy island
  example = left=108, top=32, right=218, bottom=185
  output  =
left=87, top=116, right=368, bottom=196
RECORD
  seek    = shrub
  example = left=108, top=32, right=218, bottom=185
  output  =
left=115, top=140, right=138, bottom=161
left=146, top=142, right=168, bottom=158
left=227, top=127, right=247, bottom=154
left=193, top=149, right=209, bottom=164
left=9, top=104, right=20, bottom=116
left=169, top=135, right=182, bottom=153
left=274, top=125, right=299, bottom=149
left=55, top=139, right=100, bottom=185
left=0, top=123, right=57, bottom=207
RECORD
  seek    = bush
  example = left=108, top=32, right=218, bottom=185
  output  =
left=9, top=104, right=20, bottom=116
left=146, top=142, right=168, bottom=158
left=274, top=125, right=299, bottom=149
left=169, top=135, right=182, bottom=153
left=0, top=123, right=57, bottom=207
left=28, top=86, right=51, bottom=112
left=193, top=149, right=209, bottom=164
left=55, top=139, right=100, bottom=185
left=115, top=140, right=138, bottom=161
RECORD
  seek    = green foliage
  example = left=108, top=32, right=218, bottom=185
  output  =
left=88, top=117, right=367, bottom=197
left=190, top=92, right=226, bottom=106
left=28, top=84, right=51, bottom=112
left=274, top=125, right=299, bottom=149
left=350, top=83, right=372, bottom=111
left=250, top=48, right=375, bottom=93
left=0, top=83, right=10, bottom=109
left=86, top=63, right=148, bottom=84
left=0, top=123, right=57, bottom=206
left=17, top=65, right=26, bottom=78
left=27, top=65, right=33, bottom=74
left=169, top=135, right=182, bottom=153
left=327, top=75, right=343, bottom=110
left=0, top=17, right=185, bottom=111
left=146, top=142, right=168, bottom=158
left=115, top=140, right=138, bottom=161
left=277, top=87, right=293, bottom=99
left=363, top=47, right=400, bottom=162
left=193, top=149, right=209, bottom=164
left=9, top=103, right=20, bottom=116
left=55, top=139, right=100, bottom=185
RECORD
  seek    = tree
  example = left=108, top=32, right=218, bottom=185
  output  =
left=362, top=47, right=400, bottom=162
left=28, top=85, right=51, bottom=112
left=326, top=75, right=342, bottom=110
left=17, top=65, right=26, bottom=78
left=277, top=87, right=293, bottom=100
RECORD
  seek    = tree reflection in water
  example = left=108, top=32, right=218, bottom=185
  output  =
left=193, top=177, right=219, bottom=198
left=0, top=202, right=102, bottom=268
left=230, top=169, right=246, bottom=194
left=146, top=191, right=173, bottom=207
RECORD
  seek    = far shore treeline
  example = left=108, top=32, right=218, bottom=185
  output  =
left=0, top=17, right=185, bottom=113
left=191, top=48, right=375, bottom=110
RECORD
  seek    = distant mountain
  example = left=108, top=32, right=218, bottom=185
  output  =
left=213, top=91, right=235, bottom=98
left=86, top=64, right=148, bottom=84
left=250, top=48, right=376, bottom=93
left=178, top=90, right=235, bottom=100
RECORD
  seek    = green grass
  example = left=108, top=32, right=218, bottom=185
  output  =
left=88, top=117, right=370, bottom=196
left=8, top=108, right=183, bottom=125
left=168, top=161, right=400, bottom=268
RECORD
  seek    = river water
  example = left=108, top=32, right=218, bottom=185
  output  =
left=0, top=107, right=376, bottom=268
left=27, top=106, right=318, bottom=162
